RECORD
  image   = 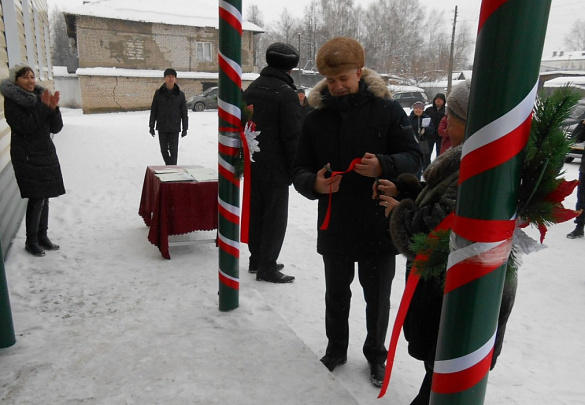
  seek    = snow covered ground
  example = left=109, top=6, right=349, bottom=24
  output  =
left=1, top=108, right=584, bottom=404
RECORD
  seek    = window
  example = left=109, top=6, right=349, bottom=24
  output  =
left=196, top=42, right=213, bottom=62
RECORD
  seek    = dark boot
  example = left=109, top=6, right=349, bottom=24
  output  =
left=567, top=225, right=584, bottom=239
left=37, top=199, right=59, bottom=250
left=25, top=199, right=46, bottom=257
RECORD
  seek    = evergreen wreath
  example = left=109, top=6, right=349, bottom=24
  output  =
left=234, top=102, right=258, bottom=179
left=411, top=86, right=582, bottom=284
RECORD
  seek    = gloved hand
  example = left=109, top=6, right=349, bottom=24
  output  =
left=181, top=129, right=187, bottom=138
left=150, top=128, right=155, bottom=137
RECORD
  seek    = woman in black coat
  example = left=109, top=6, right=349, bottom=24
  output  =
left=1, top=64, right=65, bottom=256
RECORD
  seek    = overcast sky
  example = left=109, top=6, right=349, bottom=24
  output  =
left=50, top=0, right=584, bottom=58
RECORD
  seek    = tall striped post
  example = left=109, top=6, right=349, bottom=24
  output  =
left=217, top=0, right=243, bottom=311
left=430, top=1, right=551, bottom=403
left=1, top=243, right=16, bottom=348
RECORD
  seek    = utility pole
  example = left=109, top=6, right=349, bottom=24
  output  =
left=447, top=6, right=457, bottom=95
left=298, top=32, right=302, bottom=87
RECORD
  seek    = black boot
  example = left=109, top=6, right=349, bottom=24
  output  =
left=38, top=199, right=59, bottom=250
left=567, top=225, right=584, bottom=239
left=25, top=198, right=46, bottom=257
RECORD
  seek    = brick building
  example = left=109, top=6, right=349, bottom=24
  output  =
left=63, top=0, right=263, bottom=113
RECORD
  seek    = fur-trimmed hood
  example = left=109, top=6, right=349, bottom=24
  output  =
left=308, top=68, right=390, bottom=109
left=0, top=79, right=43, bottom=109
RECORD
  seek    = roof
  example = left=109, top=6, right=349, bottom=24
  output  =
left=541, top=50, right=585, bottom=62
left=64, top=0, right=264, bottom=32
left=543, top=75, right=585, bottom=90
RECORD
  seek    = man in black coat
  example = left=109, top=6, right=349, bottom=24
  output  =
left=243, top=43, right=301, bottom=283
left=149, top=68, right=188, bottom=165
left=292, top=37, right=422, bottom=387
left=424, top=93, right=446, bottom=157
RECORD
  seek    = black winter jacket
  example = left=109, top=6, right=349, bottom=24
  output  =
left=390, top=145, right=517, bottom=368
left=149, top=84, right=188, bottom=133
left=1, top=79, right=65, bottom=199
left=424, top=94, right=446, bottom=140
left=293, top=69, right=422, bottom=258
left=243, top=66, right=301, bottom=185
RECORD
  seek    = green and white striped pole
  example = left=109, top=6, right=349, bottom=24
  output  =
left=1, top=243, right=16, bottom=348
left=217, top=0, right=243, bottom=311
left=430, top=0, right=551, bottom=403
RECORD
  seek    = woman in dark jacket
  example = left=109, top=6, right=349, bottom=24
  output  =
left=424, top=93, right=446, bottom=156
left=378, top=80, right=516, bottom=404
left=1, top=63, right=65, bottom=256
left=409, top=101, right=435, bottom=177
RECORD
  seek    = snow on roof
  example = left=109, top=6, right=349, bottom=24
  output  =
left=74, top=67, right=259, bottom=81
left=543, top=75, right=585, bottom=90
left=64, top=0, right=264, bottom=32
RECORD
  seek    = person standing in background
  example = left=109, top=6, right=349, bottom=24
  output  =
left=567, top=119, right=585, bottom=239
left=297, top=88, right=314, bottom=127
left=149, top=68, right=188, bottom=165
left=424, top=93, right=446, bottom=157
left=409, top=101, right=435, bottom=177
left=1, top=63, right=64, bottom=257
left=243, top=43, right=301, bottom=283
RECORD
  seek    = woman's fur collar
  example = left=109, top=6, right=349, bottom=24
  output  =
left=308, top=68, right=390, bottom=109
left=421, top=145, right=462, bottom=188
left=0, top=79, right=43, bottom=109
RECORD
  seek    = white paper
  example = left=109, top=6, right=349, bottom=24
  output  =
left=422, top=117, right=431, bottom=128
left=186, top=167, right=218, bottom=182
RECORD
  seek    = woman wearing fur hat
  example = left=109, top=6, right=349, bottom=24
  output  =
left=377, top=80, right=517, bottom=404
left=1, top=64, right=64, bottom=256
left=292, top=37, right=422, bottom=387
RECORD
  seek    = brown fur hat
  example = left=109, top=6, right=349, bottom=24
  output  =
left=316, top=37, right=365, bottom=76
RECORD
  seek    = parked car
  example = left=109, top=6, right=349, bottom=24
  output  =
left=390, top=89, right=428, bottom=108
left=565, top=98, right=585, bottom=162
left=186, top=87, right=218, bottom=111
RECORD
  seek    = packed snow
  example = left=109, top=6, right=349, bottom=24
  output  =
left=1, top=108, right=584, bottom=404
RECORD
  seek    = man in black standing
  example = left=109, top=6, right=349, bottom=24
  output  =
left=424, top=93, right=446, bottom=157
left=149, top=68, right=188, bottom=165
left=243, top=43, right=301, bottom=283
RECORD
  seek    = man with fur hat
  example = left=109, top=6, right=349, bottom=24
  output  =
left=377, top=80, right=516, bottom=404
left=292, top=37, right=422, bottom=386
left=149, top=68, right=188, bottom=165
left=243, top=42, right=301, bottom=283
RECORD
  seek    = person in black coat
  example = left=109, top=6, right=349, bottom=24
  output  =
left=149, top=68, right=188, bottom=165
left=567, top=119, right=585, bottom=238
left=424, top=93, right=446, bottom=157
left=243, top=43, right=301, bottom=283
left=410, top=101, right=435, bottom=177
left=292, top=37, right=422, bottom=387
left=1, top=63, right=65, bottom=256
left=297, top=88, right=314, bottom=127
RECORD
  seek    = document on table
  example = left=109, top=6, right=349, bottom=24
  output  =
left=153, top=168, right=180, bottom=174
left=156, top=172, right=195, bottom=182
left=186, top=167, right=218, bottom=182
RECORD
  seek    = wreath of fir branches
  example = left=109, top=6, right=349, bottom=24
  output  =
left=410, top=86, right=582, bottom=285
left=234, top=102, right=255, bottom=179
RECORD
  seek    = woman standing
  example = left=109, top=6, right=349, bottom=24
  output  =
left=1, top=63, right=64, bottom=257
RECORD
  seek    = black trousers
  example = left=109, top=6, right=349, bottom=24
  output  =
left=158, top=131, right=179, bottom=165
left=411, top=361, right=434, bottom=405
left=247, top=181, right=289, bottom=273
left=26, top=198, right=49, bottom=243
left=322, top=254, right=396, bottom=365
left=575, top=171, right=585, bottom=227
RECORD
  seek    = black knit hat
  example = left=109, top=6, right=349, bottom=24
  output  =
left=164, top=68, right=177, bottom=77
left=266, top=43, right=299, bottom=70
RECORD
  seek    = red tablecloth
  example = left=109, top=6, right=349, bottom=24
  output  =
left=138, top=165, right=218, bottom=259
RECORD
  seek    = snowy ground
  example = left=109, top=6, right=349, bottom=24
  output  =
left=1, top=109, right=584, bottom=404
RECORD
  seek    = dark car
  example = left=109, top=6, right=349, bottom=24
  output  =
left=391, top=90, right=428, bottom=108
left=564, top=98, right=585, bottom=162
left=186, top=86, right=218, bottom=111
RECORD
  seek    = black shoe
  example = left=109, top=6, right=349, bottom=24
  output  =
left=256, top=270, right=294, bottom=283
left=369, top=362, right=386, bottom=387
left=567, top=227, right=584, bottom=239
left=25, top=243, right=45, bottom=257
left=248, top=263, right=284, bottom=274
left=320, top=355, right=347, bottom=372
left=39, top=235, right=60, bottom=250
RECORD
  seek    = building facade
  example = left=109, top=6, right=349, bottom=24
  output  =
left=63, top=0, right=263, bottom=113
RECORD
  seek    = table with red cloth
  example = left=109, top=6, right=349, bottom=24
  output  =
left=138, top=165, right=218, bottom=259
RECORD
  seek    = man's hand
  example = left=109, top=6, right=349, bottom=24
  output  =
left=181, top=129, right=187, bottom=138
left=354, top=152, right=382, bottom=178
left=313, top=164, right=342, bottom=194
left=150, top=128, right=155, bottom=137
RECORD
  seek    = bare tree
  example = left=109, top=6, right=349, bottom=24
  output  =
left=564, top=19, right=585, bottom=51
left=246, top=5, right=264, bottom=68
left=49, top=7, right=69, bottom=66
